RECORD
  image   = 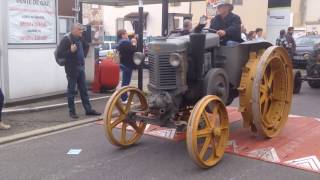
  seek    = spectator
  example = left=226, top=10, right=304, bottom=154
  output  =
left=247, top=31, right=256, bottom=41
left=286, top=27, right=296, bottom=58
left=58, top=23, right=101, bottom=119
left=180, top=19, right=193, bottom=36
left=241, top=25, right=247, bottom=41
left=0, top=88, right=10, bottom=130
left=209, top=1, right=243, bottom=46
left=276, top=29, right=289, bottom=49
left=117, top=29, right=137, bottom=102
left=255, top=28, right=265, bottom=41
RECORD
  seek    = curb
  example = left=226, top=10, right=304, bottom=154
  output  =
left=3, top=96, right=110, bottom=115
left=0, top=116, right=102, bottom=145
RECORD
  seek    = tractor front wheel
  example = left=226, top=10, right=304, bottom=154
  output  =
left=186, top=95, right=229, bottom=168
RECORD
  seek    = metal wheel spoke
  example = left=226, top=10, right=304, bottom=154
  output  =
left=211, top=139, right=219, bottom=158
left=268, top=67, right=281, bottom=88
left=260, top=93, right=267, bottom=105
left=263, top=74, right=268, bottom=86
left=128, top=122, right=143, bottom=134
left=120, top=122, right=127, bottom=144
left=197, top=128, right=212, bottom=137
left=125, top=92, right=135, bottom=111
left=202, top=112, right=213, bottom=128
left=199, top=136, right=212, bottom=159
left=110, top=117, right=123, bottom=129
left=260, top=84, right=268, bottom=95
left=116, top=100, right=126, bottom=115
left=262, top=98, right=270, bottom=115
left=211, top=107, right=219, bottom=125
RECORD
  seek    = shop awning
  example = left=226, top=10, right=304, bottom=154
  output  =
left=124, top=12, right=149, bottom=21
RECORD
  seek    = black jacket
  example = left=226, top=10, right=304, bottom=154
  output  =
left=210, top=12, right=243, bottom=45
left=58, top=34, right=89, bottom=78
left=117, top=39, right=137, bottom=69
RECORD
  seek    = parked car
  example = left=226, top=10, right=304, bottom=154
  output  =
left=98, top=41, right=117, bottom=59
left=293, top=35, right=320, bottom=69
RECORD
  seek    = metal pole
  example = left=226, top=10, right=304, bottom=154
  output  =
left=78, top=2, right=83, bottom=23
left=138, top=0, right=144, bottom=90
left=162, top=0, right=168, bottom=36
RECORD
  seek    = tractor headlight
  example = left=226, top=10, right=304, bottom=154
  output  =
left=303, top=53, right=311, bottom=60
left=169, top=53, right=182, bottom=67
left=133, top=52, right=145, bottom=66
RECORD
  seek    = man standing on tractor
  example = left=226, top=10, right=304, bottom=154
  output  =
left=209, top=1, right=243, bottom=46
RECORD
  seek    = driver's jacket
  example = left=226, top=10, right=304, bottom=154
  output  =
left=210, top=12, right=243, bottom=45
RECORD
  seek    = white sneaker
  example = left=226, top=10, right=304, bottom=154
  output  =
left=0, top=122, right=11, bottom=130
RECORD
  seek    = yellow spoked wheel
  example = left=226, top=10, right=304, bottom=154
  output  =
left=252, top=46, right=293, bottom=137
left=104, top=86, right=148, bottom=147
left=186, top=95, right=229, bottom=168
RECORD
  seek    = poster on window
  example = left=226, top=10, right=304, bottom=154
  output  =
left=8, top=0, right=57, bottom=44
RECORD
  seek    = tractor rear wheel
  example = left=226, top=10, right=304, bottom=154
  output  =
left=239, top=47, right=293, bottom=138
left=186, top=95, right=229, bottom=168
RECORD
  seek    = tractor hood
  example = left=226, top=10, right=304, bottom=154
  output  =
left=148, top=33, right=220, bottom=53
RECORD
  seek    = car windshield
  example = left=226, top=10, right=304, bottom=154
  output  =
left=296, top=36, right=320, bottom=46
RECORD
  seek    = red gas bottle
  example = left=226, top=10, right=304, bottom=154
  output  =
left=92, top=58, right=120, bottom=93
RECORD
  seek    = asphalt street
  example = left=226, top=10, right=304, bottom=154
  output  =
left=0, top=124, right=319, bottom=180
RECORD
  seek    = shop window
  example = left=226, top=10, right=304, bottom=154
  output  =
left=58, top=17, right=75, bottom=42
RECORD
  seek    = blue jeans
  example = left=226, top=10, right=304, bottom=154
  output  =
left=226, top=41, right=240, bottom=47
left=67, top=66, right=92, bottom=113
left=120, top=64, right=133, bottom=101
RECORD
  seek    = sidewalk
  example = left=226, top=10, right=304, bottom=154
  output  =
left=0, top=91, right=109, bottom=139
left=0, top=70, right=150, bottom=143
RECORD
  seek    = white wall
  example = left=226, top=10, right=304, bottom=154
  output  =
left=103, top=3, right=190, bottom=36
left=305, top=0, right=320, bottom=22
left=7, top=48, right=67, bottom=100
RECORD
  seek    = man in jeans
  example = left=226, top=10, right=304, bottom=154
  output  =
left=286, top=27, right=296, bottom=59
left=117, top=29, right=137, bottom=102
left=58, top=23, right=101, bottom=119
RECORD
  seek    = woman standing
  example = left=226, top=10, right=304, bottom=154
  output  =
left=116, top=30, right=137, bottom=102
left=0, top=88, right=10, bottom=130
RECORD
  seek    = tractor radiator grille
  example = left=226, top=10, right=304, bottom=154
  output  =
left=148, top=53, right=177, bottom=89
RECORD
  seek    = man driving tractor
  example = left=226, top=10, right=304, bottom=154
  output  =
left=209, top=1, right=243, bottom=46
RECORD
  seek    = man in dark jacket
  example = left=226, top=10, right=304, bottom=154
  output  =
left=58, top=23, right=101, bottom=119
left=286, top=27, right=296, bottom=58
left=117, top=29, right=137, bottom=102
left=209, top=2, right=243, bottom=46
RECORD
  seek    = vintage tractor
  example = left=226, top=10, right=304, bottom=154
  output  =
left=103, top=26, right=293, bottom=168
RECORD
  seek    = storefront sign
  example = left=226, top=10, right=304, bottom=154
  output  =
left=8, top=0, right=57, bottom=44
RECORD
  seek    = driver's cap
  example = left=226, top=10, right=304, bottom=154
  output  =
left=214, top=0, right=230, bottom=8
